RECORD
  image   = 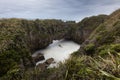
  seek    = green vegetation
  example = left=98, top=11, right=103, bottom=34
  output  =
left=19, top=51, right=120, bottom=80
left=0, top=18, right=81, bottom=79
left=0, top=9, right=120, bottom=80
left=97, top=44, right=120, bottom=56
left=35, top=9, right=120, bottom=80
left=55, top=53, right=120, bottom=80
left=84, top=43, right=95, bottom=54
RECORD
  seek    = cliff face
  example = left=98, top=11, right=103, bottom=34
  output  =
left=21, top=19, right=68, bottom=52
left=65, top=15, right=108, bottom=44
left=78, top=15, right=108, bottom=41
left=65, top=21, right=84, bottom=44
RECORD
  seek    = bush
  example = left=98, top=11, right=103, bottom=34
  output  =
left=84, top=43, right=95, bottom=55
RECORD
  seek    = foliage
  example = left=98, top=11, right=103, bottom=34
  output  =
left=84, top=43, right=95, bottom=54
left=38, top=53, right=120, bottom=80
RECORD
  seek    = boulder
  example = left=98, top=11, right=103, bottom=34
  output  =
left=45, top=58, right=54, bottom=65
left=32, top=53, right=45, bottom=63
left=36, top=58, right=54, bottom=71
left=36, top=63, right=48, bottom=70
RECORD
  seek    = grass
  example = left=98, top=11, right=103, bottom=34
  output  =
left=54, top=51, right=120, bottom=80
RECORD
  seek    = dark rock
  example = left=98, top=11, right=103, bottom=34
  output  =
left=36, top=63, right=48, bottom=71
left=36, top=58, right=54, bottom=71
left=32, top=54, right=45, bottom=63
left=45, top=58, right=54, bottom=65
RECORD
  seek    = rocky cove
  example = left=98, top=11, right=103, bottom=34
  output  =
left=32, top=39, right=80, bottom=69
left=0, top=15, right=108, bottom=78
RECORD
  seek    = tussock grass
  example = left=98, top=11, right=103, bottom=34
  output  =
left=47, top=51, right=120, bottom=80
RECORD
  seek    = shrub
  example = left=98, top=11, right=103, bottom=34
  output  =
left=84, top=43, right=95, bottom=55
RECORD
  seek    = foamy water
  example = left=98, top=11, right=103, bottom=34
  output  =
left=33, top=39, right=80, bottom=67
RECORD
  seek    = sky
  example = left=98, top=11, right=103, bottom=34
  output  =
left=0, top=0, right=120, bottom=21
